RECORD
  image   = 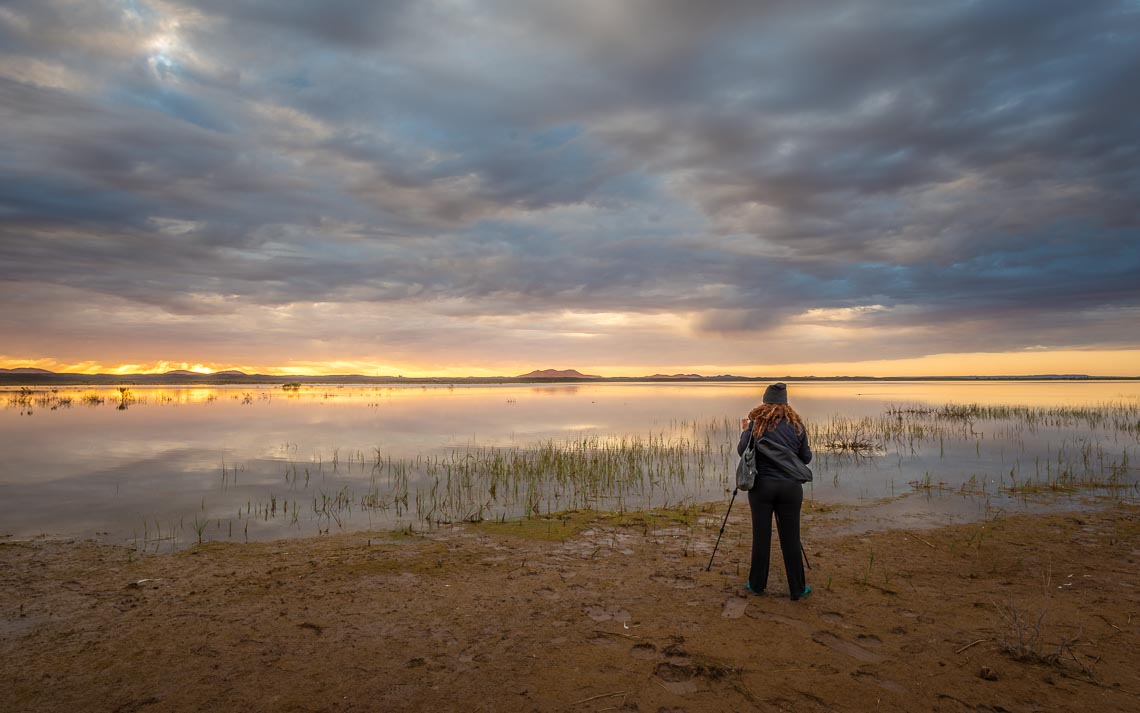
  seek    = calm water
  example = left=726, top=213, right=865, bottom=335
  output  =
left=1, top=381, right=1137, bottom=548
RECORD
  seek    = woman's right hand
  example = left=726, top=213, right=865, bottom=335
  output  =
left=740, top=418, right=750, bottom=430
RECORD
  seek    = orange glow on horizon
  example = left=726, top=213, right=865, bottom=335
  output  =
left=1, top=349, right=1138, bottom=378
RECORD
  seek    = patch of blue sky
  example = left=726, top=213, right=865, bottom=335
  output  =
left=104, top=84, right=231, bottom=134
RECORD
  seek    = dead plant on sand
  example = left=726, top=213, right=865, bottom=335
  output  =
left=991, top=596, right=1092, bottom=676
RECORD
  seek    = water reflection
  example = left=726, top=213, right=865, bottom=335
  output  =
left=1, top=381, right=1137, bottom=549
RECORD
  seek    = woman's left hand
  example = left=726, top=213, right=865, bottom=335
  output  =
left=740, top=418, right=750, bottom=430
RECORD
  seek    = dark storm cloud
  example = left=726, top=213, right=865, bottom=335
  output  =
left=186, top=0, right=418, bottom=48
left=1, top=0, right=1138, bottom=365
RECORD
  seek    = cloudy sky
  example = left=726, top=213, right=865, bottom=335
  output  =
left=1, top=0, right=1138, bottom=376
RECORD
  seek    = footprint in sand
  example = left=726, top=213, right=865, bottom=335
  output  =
left=722, top=597, right=748, bottom=619
left=820, top=611, right=852, bottom=629
left=589, top=633, right=622, bottom=649
left=583, top=606, right=631, bottom=623
left=654, top=662, right=703, bottom=695
left=853, top=669, right=906, bottom=693
left=811, top=631, right=883, bottom=663
left=652, top=572, right=693, bottom=588
left=748, top=611, right=813, bottom=633
left=650, top=573, right=697, bottom=589
left=629, top=642, right=658, bottom=660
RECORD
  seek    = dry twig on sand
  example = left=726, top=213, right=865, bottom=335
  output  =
left=571, top=691, right=627, bottom=705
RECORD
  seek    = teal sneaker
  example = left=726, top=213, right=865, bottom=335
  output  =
left=744, top=581, right=764, bottom=596
left=793, top=585, right=812, bottom=601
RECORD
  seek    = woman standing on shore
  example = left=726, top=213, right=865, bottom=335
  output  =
left=738, top=382, right=813, bottom=600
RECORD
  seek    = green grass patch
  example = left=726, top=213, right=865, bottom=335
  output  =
left=470, top=503, right=714, bottom=542
left=470, top=510, right=601, bottom=541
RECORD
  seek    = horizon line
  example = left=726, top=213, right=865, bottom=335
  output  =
left=2, top=368, right=1138, bottom=383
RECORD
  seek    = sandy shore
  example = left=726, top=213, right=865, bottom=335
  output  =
left=2, top=498, right=1138, bottom=712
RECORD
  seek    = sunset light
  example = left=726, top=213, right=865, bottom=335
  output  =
left=3, top=5, right=1139, bottom=710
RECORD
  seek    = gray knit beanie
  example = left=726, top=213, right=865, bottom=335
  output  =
left=762, top=382, right=788, bottom=404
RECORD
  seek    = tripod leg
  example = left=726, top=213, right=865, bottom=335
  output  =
left=706, top=489, right=738, bottom=572
left=775, top=510, right=811, bottom=571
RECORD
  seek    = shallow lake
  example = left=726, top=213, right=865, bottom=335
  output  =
left=1, top=380, right=1137, bottom=549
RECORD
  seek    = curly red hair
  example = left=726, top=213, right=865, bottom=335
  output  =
left=748, top=403, right=806, bottom=437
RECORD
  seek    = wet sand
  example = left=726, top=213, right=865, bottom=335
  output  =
left=2, top=499, right=1138, bottom=712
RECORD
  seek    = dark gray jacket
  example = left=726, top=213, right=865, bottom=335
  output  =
left=738, top=419, right=813, bottom=482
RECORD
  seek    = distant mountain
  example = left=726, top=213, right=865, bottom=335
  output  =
left=517, top=368, right=603, bottom=379
left=0, top=368, right=274, bottom=385
left=0, top=367, right=1128, bottom=386
left=161, top=369, right=247, bottom=377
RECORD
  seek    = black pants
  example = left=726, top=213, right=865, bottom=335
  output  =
left=747, top=478, right=806, bottom=598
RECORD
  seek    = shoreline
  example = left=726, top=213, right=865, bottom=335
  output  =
left=3, top=498, right=1138, bottom=711
left=5, top=488, right=1135, bottom=554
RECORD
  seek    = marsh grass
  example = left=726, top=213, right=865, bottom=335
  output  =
left=44, top=395, right=1132, bottom=549
left=135, top=517, right=183, bottom=553
left=811, top=402, right=1138, bottom=497
left=818, top=401, right=1140, bottom=455
left=6, top=387, right=80, bottom=413
left=813, top=416, right=883, bottom=455
left=185, top=427, right=733, bottom=545
left=375, top=432, right=724, bottom=525
left=117, top=387, right=135, bottom=410
left=934, top=402, right=1140, bottom=436
left=909, top=472, right=949, bottom=493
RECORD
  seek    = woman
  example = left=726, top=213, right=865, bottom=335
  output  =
left=737, top=382, right=813, bottom=600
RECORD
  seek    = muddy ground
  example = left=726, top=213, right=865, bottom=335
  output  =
left=2, top=499, right=1138, bottom=712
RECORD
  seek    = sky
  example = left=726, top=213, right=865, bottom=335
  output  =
left=1, top=0, right=1138, bottom=377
